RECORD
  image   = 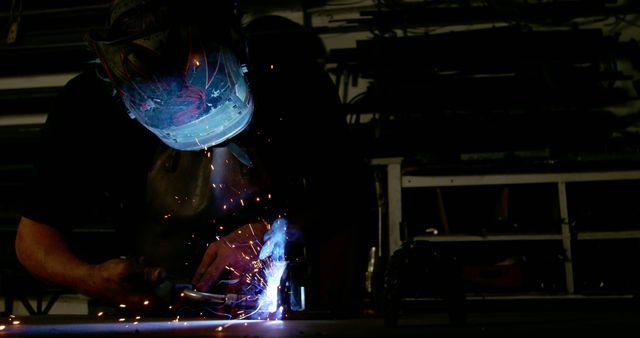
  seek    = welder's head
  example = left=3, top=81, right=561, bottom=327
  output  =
left=88, top=0, right=253, bottom=150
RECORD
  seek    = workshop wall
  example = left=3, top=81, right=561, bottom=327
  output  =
left=2, top=0, right=640, bottom=315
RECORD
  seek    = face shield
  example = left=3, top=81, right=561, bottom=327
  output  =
left=87, top=1, right=253, bottom=151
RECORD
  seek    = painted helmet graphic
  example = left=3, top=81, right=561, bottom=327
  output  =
left=88, top=0, right=253, bottom=150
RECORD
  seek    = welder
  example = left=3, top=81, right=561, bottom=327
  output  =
left=14, top=0, right=374, bottom=318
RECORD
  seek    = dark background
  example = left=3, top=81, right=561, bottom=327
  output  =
left=3, top=0, right=640, bottom=225
left=2, top=0, right=640, bottom=319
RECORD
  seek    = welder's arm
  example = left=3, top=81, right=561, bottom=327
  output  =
left=15, top=217, right=166, bottom=310
left=192, top=222, right=268, bottom=292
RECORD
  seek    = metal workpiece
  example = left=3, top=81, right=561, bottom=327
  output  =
left=181, top=289, right=260, bottom=309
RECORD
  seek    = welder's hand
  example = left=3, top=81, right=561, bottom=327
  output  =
left=81, top=257, right=167, bottom=311
left=192, top=222, right=268, bottom=292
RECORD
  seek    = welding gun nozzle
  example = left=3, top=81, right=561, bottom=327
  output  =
left=181, top=289, right=259, bottom=308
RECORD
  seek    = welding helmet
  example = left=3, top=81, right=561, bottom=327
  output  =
left=87, top=0, right=253, bottom=150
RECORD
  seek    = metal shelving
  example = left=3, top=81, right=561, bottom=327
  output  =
left=372, top=157, right=640, bottom=296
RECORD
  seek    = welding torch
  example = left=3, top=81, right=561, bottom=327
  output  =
left=180, top=288, right=261, bottom=309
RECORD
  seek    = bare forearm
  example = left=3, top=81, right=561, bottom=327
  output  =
left=15, top=217, right=96, bottom=293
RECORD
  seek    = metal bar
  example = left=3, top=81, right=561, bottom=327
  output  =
left=413, top=234, right=562, bottom=242
left=558, top=181, right=574, bottom=294
left=42, top=294, right=61, bottom=315
left=577, top=230, right=640, bottom=240
left=403, top=170, right=640, bottom=187
left=386, top=161, right=403, bottom=258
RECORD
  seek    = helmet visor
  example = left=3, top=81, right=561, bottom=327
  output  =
left=88, top=21, right=253, bottom=150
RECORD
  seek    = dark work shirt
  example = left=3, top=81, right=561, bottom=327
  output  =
left=21, top=69, right=160, bottom=261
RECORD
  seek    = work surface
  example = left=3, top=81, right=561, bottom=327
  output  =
left=2, top=305, right=639, bottom=337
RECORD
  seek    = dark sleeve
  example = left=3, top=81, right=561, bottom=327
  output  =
left=19, top=71, right=131, bottom=233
